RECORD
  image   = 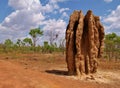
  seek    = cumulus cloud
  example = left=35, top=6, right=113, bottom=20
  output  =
left=104, top=0, right=113, bottom=3
left=61, top=12, right=69, bottom=18
left=103, top=5, right=120, bottom=34
left=59, top=8, right=69, bottom=13
left=49, top=0, right=67, bottom=4
left=8, top=0, right=41, bottom=10
left=34, top=19, right=67, bottom=45
left=0, top=0, right=69, bottom=44
left=43, top=19, right=67, bottom=31
left=42, top=19, right=67, bottom=43
left=2, top=10, right=45, bottom=29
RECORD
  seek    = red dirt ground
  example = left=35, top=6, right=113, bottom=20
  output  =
left=0, top=53, right=120, bottom=88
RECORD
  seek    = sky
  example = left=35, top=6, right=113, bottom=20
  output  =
left=0, top=0, right=120, bottom=44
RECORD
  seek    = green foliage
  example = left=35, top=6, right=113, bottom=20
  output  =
left=41, top=41, right=64, bottom=53
left=29, top=28, right=43, bottom=38
left=42, top=41, right=55, bottom=53
left=23, top=38, right=33, bottom=46
left=29, top=28, right=43, bottom=47
left=104, top=32, right=120, bottom=61
left=105, top=33, right=117, bottom=41
left=16, top=39, right=24, bottom=47
left=3, top=39, right=13, bottom=53
left=0, top=27, right=65, bottom=54
left=4, top=39, right=13, bottom=47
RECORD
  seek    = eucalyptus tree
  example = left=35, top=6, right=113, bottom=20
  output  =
left=4, top=39, right=13, bottom=47
left=23, top=38, right=33, bottom=46
left=104, top=33, right=120, bottom=60
left=29, top=27, right=43, bottom=47
left=3, top=39, right=13, bottom=53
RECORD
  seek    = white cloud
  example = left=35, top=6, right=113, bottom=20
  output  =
left=59, top=8, right=69, bottom=13
left=0, top=0, right=68, bottom=44
left=43, top=19, right=67, bottom=38
left=43, top=19, right=67, bottom=31
left=104, top=0, right=113, bottom=3
left=59, top=8, right=69, bottom=19
left=61, top=12, right=69, bottom=18
left=49, top=0, right=66, bottom=4
left=41, top=19, right=67, bottom=45
left=103, top=5, right=120, bottom=34
left=2, top=9, right=45, bottom=30
left=8, top=0, right=65, bottom=13
left=8, top=0, right=41, bottom=10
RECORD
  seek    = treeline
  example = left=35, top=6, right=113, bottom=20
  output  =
left=104, top=33, right=120, bottom=61
left=0, top=40, right=65, bottom=54
left=1, top=27, right=120, bottom=61
left=0, top=28, right=65, bottom=54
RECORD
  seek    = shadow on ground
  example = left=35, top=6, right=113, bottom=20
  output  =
left=45, top=69, right=68, bottom=76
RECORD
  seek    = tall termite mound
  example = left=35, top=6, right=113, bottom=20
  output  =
left=66, top=10, right=104, bottom=76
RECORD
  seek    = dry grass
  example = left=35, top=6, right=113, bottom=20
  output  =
left=99, top=59, right=120, bottom=70
left=0, top=52, right=66, bottom=72
left=0, top=53, right=120, bottom=88
left=0, top=53, right=120, bottom=71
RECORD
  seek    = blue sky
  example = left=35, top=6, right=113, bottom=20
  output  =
left=0, top=0, right=120, bottom=44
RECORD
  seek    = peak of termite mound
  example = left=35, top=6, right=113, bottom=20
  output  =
left=66, top=10, right=104, bottom=75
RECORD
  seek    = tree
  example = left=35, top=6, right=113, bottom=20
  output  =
left=3, top=39, right=13, bottom=53
left=42, top=41, right=54, bottom=53
left=29, top=28, right=43, bottom=47
left=112, top=35, right=120, bottom=61
left=23, top=38, right=33, bottom=46
left=104, top=33, right=120, bottom=61
left=42, top=41, right=49, bottom=53
left=46, top=30, right=59, bottom=45
left=4, top=39, right=13, bottom=47
left=59, top=39, right=65, bottom=54
left=105, top=33, right=115, bottom=60
left=16, top=39, right=23, bottom=47
left=105, top=33, right=117, bottom=41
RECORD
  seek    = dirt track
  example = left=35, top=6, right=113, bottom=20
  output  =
left=0, top=54, right=120, bottom=88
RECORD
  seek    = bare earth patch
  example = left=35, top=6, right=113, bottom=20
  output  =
left=0, top=53, right=120, bottom=88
